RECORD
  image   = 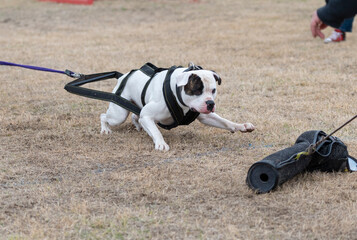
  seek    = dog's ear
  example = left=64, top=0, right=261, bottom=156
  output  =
left=213, top=72, right=222, bottom=85
left=176, top=72, right=191, bottom=87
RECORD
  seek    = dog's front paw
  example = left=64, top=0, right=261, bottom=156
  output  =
left=231, top=123, right=255, bottom=133
left=240, top=123, right=255, bottom=133
left=155, top=141, right=170, bottom=151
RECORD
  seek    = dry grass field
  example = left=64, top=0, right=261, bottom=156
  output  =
left=1, top=0, right=356, bottom=239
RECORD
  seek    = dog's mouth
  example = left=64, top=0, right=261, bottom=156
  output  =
left=190, top=107, right=214, bottom=114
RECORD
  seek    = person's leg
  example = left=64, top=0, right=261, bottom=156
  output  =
left=339, top=17, right=354, bottom=33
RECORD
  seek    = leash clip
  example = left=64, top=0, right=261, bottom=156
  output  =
left=65, top=69, right=82, bottom=78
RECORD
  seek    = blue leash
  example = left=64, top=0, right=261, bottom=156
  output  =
left=0, top=60, right=81, bottom=78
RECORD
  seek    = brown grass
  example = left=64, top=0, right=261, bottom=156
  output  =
left=1, top=0, right=356, bottom=239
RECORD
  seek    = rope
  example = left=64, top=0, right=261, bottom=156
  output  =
left=296, top=114, right=357, bottom=159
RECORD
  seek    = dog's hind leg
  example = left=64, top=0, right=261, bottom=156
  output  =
left=100, top=113, right=112, bottom=134
left=131, top=114, right=142, bottom=131
left=100, top=103, right=129, bottom=134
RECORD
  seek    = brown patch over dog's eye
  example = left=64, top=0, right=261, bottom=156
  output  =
left=184, top=74, right=204, bottom=96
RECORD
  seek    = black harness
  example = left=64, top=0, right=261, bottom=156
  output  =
left=64, top=63, right=200, bottom=130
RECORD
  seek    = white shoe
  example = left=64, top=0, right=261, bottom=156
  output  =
left=324, top=29, right=345, bottom=43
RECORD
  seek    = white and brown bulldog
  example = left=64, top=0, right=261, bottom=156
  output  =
left=100, top=63, right=254, bottom=151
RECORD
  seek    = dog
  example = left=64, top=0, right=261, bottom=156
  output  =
left=100, top=63, right=255, bottom=151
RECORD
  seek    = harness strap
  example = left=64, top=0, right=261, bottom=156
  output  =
left=180, top=110, right=200, bottom=126
left=141, top=74, right=156, bottom=106
left=116, top=62, right=166, bottom=108
left=64, top=71, right=141, bottom=116
left=157, top=66, right=200, bottom=130
left=162, top=66, right=184, bottom=124
left=139, top=62, right=158, bottom=77
left=140, top=66, right=168, bottom=106
left=115, top=70, right=136, bottom=96
left=176, top=86, right=187, bottom=107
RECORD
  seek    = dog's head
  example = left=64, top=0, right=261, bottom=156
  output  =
left=176, top=69, right=221, bottom=114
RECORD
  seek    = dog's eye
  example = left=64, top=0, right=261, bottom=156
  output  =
left=212, top=89, right=216, bottom=94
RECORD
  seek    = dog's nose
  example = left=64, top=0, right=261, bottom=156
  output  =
left=206, top=100, right=215, bottom=112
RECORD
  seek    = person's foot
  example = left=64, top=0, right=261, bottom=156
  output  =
left=324, top=29, right=345, bottom=43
